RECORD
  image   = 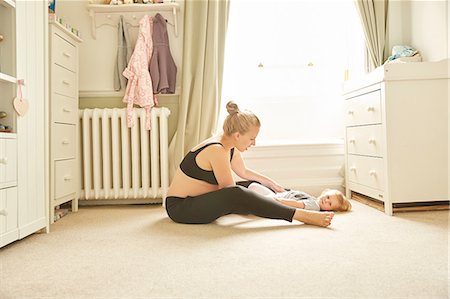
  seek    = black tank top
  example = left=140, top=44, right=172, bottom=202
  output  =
left=179, top=142, right=235, bottom=185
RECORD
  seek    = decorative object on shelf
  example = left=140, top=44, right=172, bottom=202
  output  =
left=48, top=13, right=82, bottom=38
left=13, top=79, right=29, bottom=116
left=384, top=45, right=422, bottom=64
left=48, top=0, right=56, bottom=13
left=0, top=34, right=3, bottom=41
left=0, top=112, right=11, bottom=132
left=0, top=124, right=11, bottom=132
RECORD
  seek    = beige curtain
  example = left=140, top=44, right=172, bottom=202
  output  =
left=354, top=0, right=389, bottom=71
left=169, top=0, right=230, bottom=178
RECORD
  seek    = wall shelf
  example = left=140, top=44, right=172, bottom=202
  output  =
left=0, top=0, right=15, bottom=9
left=0, top=72, right=16, bottom=84
left=87, top=2, right=180, bottom=39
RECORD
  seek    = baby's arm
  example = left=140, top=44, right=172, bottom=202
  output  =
left=274, top=198, right=306, bottom=209
left=250, top=182, right=308, bottom=209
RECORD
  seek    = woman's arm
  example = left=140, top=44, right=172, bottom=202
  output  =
left=231, top=150, right=285, bottom=192
left=209, top=145, right=236, bottom=189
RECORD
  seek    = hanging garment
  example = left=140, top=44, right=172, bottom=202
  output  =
left=122, top=15, right=156, bottom=130
left=114, top=15, right=133, bottom=91
left=149, top=13, right=177, bottom=94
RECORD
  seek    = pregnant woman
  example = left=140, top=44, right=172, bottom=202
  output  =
left=165, top=101, right=334, bottom=227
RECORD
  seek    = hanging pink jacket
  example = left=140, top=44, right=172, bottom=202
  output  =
left=122, top=15, right=157, bottom=130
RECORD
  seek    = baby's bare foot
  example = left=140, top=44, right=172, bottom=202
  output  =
left=294, top=210, right=334, bottom=227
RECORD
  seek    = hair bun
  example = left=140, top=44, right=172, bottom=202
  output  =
left=226, top=101, right=239, bottom=115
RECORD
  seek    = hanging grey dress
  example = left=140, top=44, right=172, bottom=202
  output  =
left=114, top=15, right=133, bottom=91
left=149, top=13, right=177, bottom=94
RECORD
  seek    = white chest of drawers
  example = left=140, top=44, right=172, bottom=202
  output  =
left=343, top=60, right=449, bottom=215
left=49, top=21, right=82, bottom=223
left=0, top=133, right=18, bottom=246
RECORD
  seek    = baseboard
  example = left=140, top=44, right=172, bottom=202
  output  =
left=79, top=198, right=162, bottom=205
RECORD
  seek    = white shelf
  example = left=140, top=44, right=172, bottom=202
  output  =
left=0, top=0, right=15, bottom=9
left=0, top=72, right=16, bottom=84
left=0, top=132, right=16, bottom=138
left=87, top=2, right=180, bottom=38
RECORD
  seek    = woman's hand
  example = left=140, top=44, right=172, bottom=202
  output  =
left=267, top=180, right=285, bottom=193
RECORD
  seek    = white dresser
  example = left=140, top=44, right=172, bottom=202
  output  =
left=343, top=60, right=449, bottom=215
left=49, top=21, right=82, bottom=223
left=0, top=133, right=18, bottom=246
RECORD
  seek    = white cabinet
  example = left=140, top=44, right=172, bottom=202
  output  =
left=0, top=134, right=17, bottom=189
left=343, top=60, right=449, bottom=215
left=0, top=0, right=47, bottom=248
left=0, top=133, right=17, bottom=247
left=49, top=21, right=82, bottom=223
left=0, top=0, right=18, bottom=248
left=0, top=0, right=16, bottom=134
left=0, top=185, right=18, bottom=246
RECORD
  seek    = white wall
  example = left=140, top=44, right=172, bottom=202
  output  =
left=240, top=142, right=345, bottom=196
left=389, top=0, right=448, bottom=62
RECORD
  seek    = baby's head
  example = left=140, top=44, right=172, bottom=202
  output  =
left=317, top=189, right=352, bottom=212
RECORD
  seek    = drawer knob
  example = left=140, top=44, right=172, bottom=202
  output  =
left=63, top=108, right=72, bottom=113
left=63, top=52, right=71, bottom=58
left=0, top=209, right=7, bottom=216
left=349, top=138, right=356, bottom=143
left=64, top=176, right=72, bottom=181
left=347, top=110, right=354, bottom=115
left=0, top=157, right=7, bottom=164
left=369, top=170, right=377, bottom=176
left=62, top=140, right=70, bottom=145
left=367, top=106, right=375, bottom=112
left=62, top=80, right=70, bottom=85
left=368, top=138, right=376, bottom=144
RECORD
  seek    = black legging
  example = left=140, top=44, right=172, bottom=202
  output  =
left=165, top=185, right=296, bottom=224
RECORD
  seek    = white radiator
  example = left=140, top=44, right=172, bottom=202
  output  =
left=78, top=107, right=170, bottom=203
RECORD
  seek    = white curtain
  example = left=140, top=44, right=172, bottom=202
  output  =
left=169, top=0, right=230, bottom=178
left=354, top=0, right=389, bottom=71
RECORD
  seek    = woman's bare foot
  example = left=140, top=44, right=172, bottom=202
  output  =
left=293, top=209, right=334, bottom=227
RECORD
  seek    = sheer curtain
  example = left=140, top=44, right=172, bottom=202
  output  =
left=169, top=0, right=230, bottom=178
left=354, top=0, right=389, bottom=71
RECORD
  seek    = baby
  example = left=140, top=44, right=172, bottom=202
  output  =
left=248, top=182, right=351, bottom=212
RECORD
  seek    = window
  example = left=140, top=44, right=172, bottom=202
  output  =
left=219, top=0, right=365, bottom=144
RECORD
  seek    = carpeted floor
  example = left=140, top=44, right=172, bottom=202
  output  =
left=0, top=200, right=448, bottom=299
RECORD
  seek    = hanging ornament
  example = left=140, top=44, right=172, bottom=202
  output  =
left=13, top=79, right=29, bottom=116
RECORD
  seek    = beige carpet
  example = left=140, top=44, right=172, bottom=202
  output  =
left=0, top=200, right=448, bottom=299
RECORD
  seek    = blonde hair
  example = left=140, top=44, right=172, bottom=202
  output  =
left=335, top=190, right=352, bottom=212
left=321, top=189, right=352, bottom=212
left=223, top=101, right=260, bottom=136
